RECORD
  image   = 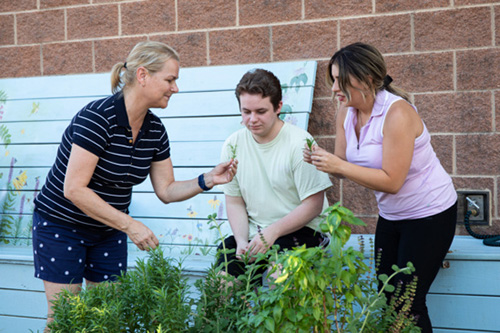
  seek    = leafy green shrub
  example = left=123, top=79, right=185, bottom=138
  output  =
left=190, top=213, right=266, bottom=332
left=48, top=203, right=420, bottom=332
left=49, top=248, right=191, bottom=332
left=229, top=203, right=420, bottom=332
left=49, top=282, right=123, bottom=332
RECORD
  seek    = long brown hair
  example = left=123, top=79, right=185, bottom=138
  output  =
left=327, top=42, right=410, bottom=102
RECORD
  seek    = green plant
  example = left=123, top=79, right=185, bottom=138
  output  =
left=49, top=281, right=124, bottom=332
left=305, top=137, right=317, bottom=151
left=228, top=143, right=237, bottom=159
left=191, top=213, right=266, bottom=332
left=0, top=184, right=16, bottom=244
left=0, top=90, right=7, bottom=103
left=49, top=247, right=192, bottom=332
left=0, top=124, right=11, bottom=148
left=48, top=204, right=420, bottom=332
left=235, top=202, right=420, bottom=332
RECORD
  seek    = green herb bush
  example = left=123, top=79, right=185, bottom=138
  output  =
left=48, top=203, right=420, bottom=332
left=48, top=249, right=191, bottom=332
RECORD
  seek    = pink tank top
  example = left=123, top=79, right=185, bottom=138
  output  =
left=344, top=90, right=457, bottom=220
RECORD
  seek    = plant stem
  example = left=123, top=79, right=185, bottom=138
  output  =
left=323, top=294, right=328, bottom=332
left=333, top=290, right=341, bottom=332
left=359, top=267, right=411, bottom=332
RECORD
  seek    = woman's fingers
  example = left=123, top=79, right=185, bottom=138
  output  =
left=128, top=221, right=158, bottom=251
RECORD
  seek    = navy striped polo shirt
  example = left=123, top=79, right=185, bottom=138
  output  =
left=34, top=92, right=170, bottom=231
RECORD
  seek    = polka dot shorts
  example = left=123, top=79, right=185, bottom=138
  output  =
left=32, top=211, right=128, bottom=284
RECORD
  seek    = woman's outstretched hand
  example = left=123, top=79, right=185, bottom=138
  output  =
left=205, top=158, right=238, bottom=187
left=124, top=218, right=159, bottom=251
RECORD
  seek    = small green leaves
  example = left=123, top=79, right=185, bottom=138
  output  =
left=48, top=200, right=419, bottom=332
left=228, top=143, right=237, bottom=159
left=305, top=137, right=316, bottom=151
left=378, top=274, right=389, bottom=283
left=385, top=284, right=396, bottom=293
left=264, top=317, right=275, bottom=331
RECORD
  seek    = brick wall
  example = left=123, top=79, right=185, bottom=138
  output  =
left=1, top=0, right=499, bottom=235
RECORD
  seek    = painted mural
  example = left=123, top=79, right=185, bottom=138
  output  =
left=0, top=61, right=315, bottom=259
left=0, top=91, right=38, bottom=245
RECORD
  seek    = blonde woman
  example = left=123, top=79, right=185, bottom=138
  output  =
left=32, top=41, right=237, bottom=326
left=304, top=42, right=456, bottom=332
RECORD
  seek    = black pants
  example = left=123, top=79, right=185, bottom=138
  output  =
left=375, top=202, right=457, bottom=333
left=215, top=226, right=325, bottom=284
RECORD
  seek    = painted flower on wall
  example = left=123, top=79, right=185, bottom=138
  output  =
left=283, top=115, right=298, bottom=126
left=12, top=170, right=28, bottom=193
left=182, top=234, right=193, bottom=242
left=30, top=102, right=40, bottom=116
left=187, top=205, right=198, bottom=218
left=208, top=196, right=221, bottom=210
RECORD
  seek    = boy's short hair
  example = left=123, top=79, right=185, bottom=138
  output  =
left=235, top=69, right=282, bottom=111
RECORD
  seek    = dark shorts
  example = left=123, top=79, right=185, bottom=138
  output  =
left=216, top=226, right=327, bottom=283
left=32, top=211, right=128, bottom=284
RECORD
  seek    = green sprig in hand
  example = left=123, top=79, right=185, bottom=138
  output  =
left=305, top=137, right=316, bottom=151
left=228, top=143, right=237, bottom=159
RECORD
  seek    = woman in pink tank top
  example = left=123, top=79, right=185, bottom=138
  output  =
left=304, top=42, right=457, bottom=332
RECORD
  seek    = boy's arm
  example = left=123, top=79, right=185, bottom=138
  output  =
left=225, top=194, right=250, bottom=259
left=246, top=190, right=325, bottom=256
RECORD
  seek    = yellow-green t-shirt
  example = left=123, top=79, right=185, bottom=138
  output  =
left=221, top=122, right=332, bottom=239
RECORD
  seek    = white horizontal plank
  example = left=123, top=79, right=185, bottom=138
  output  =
left=0, top=61, right=316, bottom=99
left=2, top=112, right=308, bottom=144
left=0, top=315, right=46, bottom=333
left=0, top=166, right=214, bottom=191
left=0, top=213, right=33, bottom=244
left=428, top=294, right=500, bottom=331
left=163, top=113, right=308, bottom=142
left=4, top=120, right=69, bottom=144
left=0, top=259, right=43, bottom=291
left=0, top=141, right=224, bottom=167
left=0, top=96, right=96, bottom=122
left=0, top=208, right=230, bottom=251
left=430, top=260, right=500, bottom=296
left=176, top=61, right=317, bottom=92
left=0, top=289, right=46, bottom=318
left=140, top=217, right=230, bottom=252
left=160, top=86, right=315, bottom=117
left=129, top=191, right=226, bottom=219
left=0, top=72, right=111, bottom=100
left=445, top=235, right=500, bottom=261
left=0, top=145, right=59, bottom=167
left=0, top=245, right=37, bottom=264
left=347, top=235, right=500, bottom=262
left=0, top=87, right=314, bottom=122
left=0, top=186, right=227, bottom=216
left=0, top=167, right=48, bottom=191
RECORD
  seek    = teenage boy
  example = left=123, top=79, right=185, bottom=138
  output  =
left=217, top=69, right=332, bottom=280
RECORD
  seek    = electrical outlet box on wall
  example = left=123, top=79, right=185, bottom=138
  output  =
left=456, top=190, right=490, bottom=225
